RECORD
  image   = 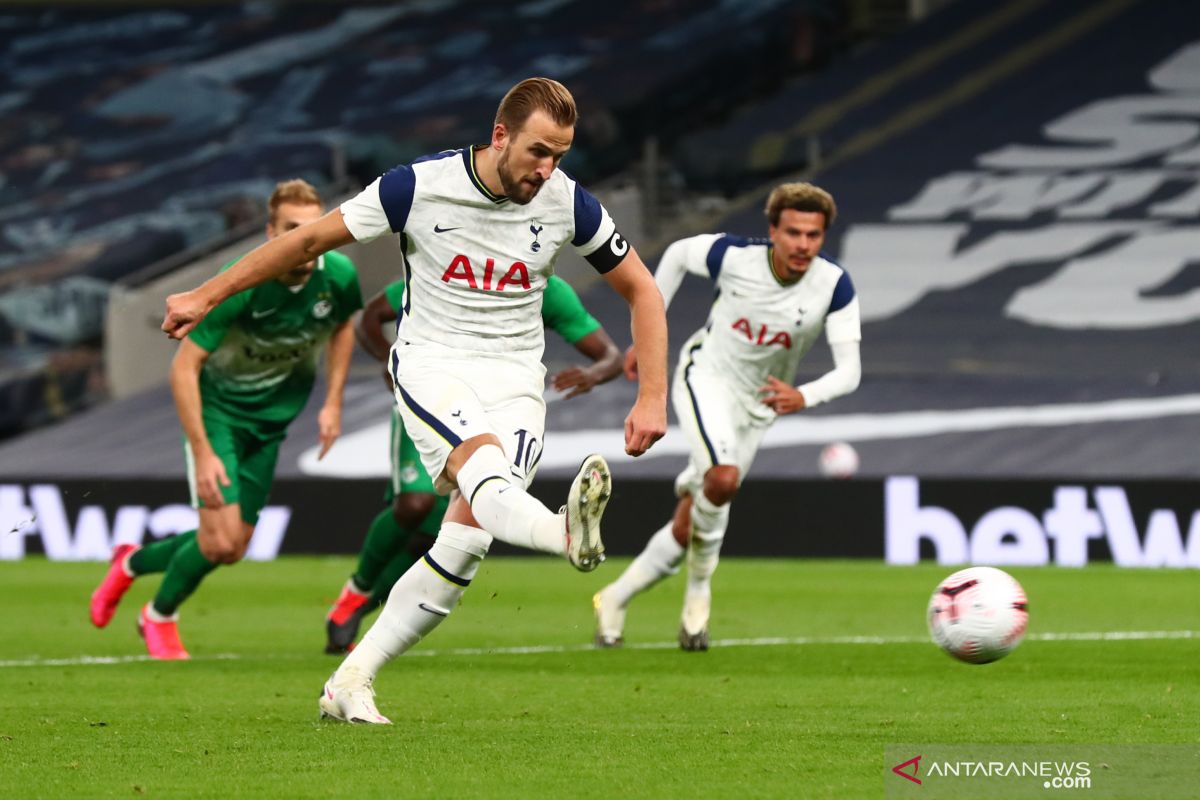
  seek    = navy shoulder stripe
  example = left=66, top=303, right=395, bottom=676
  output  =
left=829, top=269, right=856, bottom=313
left=704, top=234, right=767, bottom=280
left=572, top=182, right=603, bottom=247
left=379, top=165, right=416, bottom=233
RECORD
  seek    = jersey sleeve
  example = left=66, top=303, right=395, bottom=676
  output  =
left=340, top=165, right=416, bottom=242
left=383, top=280, right=406, bottom=314
left=825, top=293, right=862, bottom=344
left=188, top=287, right=251, bottom=353
left=797, top=339, right=861, bottom=407
left=570, top=183, right=626, bottom=274
left=654, top=234, right=722, bottom=308
left=541, top=275, right=601, bottom=344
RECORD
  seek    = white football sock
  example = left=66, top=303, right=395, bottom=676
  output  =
left=605, top=522, right=684, bottom=608
left=683, top=492, right=729, bottom=632
left=336, top=522, right=491, bottom=681
left=455, top=444, right=563, bottom=555
left=143, top=603, right=177, bottom=623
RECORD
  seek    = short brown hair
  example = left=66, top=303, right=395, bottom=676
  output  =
left=268, top=179, right=322, bottom=223
left=495, top=77, right=578, bottom=133
left=765, top=182, right=837, bottom=229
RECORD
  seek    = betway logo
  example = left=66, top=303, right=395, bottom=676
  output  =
left=0, top=484, right=290, bottom=561
left=885, top=477, right=1200, bottom=567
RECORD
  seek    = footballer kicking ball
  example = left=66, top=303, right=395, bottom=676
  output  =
left=818, top=441, right=859, bottom=478
left=927, top=566, right=1028, bottom=664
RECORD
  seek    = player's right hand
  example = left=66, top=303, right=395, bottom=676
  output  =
left=622, top=345, right=638, bottom=381
left=162, top=289, right=208, bottom=340
left=194, top=449, right=231, bottom=509
left=624, top=398, right=666, bottom=457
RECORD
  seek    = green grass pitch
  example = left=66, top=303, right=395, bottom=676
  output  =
left=0, top=557, right=1196, bottom=798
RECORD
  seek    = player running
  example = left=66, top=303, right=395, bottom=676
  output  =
left=594, top=182, right=862, bottom=651
left=90, top=179, right=362, bottom=659
left=324, top=274, right=621, bottom=654
left=161, top=78, right=668, bottom=722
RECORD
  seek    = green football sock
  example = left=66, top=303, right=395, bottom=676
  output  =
left=351, top=509, right=411, bottom=592
left=151, top=536, right=218, bottom=616
left=129, top=530, right=197, bottom=576
left=369, top=551, right=420, bottom=609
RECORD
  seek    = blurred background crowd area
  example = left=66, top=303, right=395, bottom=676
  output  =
left=2, top=0, right=918, bottom=437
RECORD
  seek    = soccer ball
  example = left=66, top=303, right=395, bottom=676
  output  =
left=818, top=441, right=859, bottom=478
left=927, top=566, right=1028, bottom=664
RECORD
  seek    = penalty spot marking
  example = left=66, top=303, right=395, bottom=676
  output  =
left=1, top=630, right=1195, bottom=669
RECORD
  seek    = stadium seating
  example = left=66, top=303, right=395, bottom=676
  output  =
left=0, top=1, right=841, bottom=435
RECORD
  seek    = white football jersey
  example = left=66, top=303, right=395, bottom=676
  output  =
left=669, top=233, right=861, bottom=420
left=340, top=146, right=621, bottom=356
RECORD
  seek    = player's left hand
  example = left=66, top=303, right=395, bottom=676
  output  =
left=760, top=376, right=807, bottom=414
left=317, top=405, right=341, bottom=459
left=624, top=398, right=666, bottom=456
left=162, top=289, right=209, bottom=340
left=551, top=365, right=599, bottom=399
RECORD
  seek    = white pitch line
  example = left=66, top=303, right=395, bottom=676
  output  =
left=0, top=653, right=241, bottom=668
left=2, top=631, right=1195, bottom=669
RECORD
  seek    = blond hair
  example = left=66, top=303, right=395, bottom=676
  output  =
left=495, top=77, right=578, bottom=133
left=765, top=182, right=837, bottom=229
left=268, top=179, right=322, bottom=223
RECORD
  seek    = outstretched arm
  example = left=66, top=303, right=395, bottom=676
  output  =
left=603, top=250, right=667, bottom=456
left=169, top=339, right=229, bottom=508
left=760, top=340, right=862, bottom=414
left=624, top=234, right=713, bottom=380
left=163, top=210, right=355, bottom=339
left=318, top=319, right=356, bottom=459
left=551, top=327, right=622, bottom=399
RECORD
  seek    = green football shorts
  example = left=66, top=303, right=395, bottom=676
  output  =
left=184, top=415, right=287, bottom=525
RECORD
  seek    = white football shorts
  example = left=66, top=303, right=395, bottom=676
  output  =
left=672, top=353, right=770, bottom=498
left=389, top=341, right=547, bottom=495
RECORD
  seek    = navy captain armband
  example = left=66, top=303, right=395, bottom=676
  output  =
left=584, top=229, right=630, bottom=273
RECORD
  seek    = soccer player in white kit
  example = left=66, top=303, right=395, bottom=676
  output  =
left=162, top=78, right=668, bottom=722
left=594, top=182, right=861, bottom=651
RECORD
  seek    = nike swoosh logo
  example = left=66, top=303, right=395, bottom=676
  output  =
left=252, top=308, right=278, bottom=319
left=433, top=224, right=462, bottom=233
left=418, top=602, right=449, bottom=617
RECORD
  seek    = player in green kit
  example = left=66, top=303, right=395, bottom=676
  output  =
left=323, top=274, right=621, bottom=653
left=90, top=180, right=363, bottom=659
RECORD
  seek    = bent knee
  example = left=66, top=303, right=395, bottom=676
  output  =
left=200, top=538, right=243, bottom=564
left=393, top=493, right=437, bottom=528
left=702, top=466, right=740, bottom=506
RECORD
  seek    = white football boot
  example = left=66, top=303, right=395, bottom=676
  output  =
left=562, top=454, right=611, bottom=572
left=592, top=586, right=625, bottom=648
left=679, top=588, right=711, bottom=652
left=319, top=669, right=392, bottom=725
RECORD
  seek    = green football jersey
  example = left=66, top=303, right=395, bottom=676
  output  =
left=189, top=251, right=363, bottom=425
left=383, top=273, right=598, bottom=344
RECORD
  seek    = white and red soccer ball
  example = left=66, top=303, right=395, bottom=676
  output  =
left=927, top=566, right=1029, bottom=664
left=818, top=441, right=859, bottom=478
